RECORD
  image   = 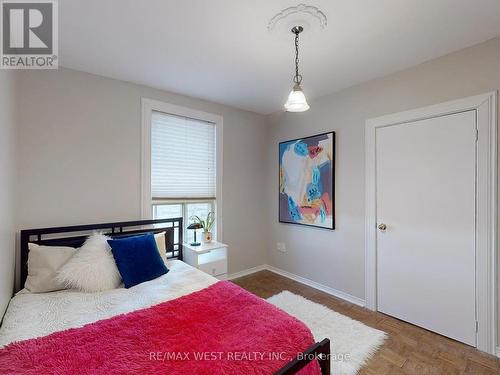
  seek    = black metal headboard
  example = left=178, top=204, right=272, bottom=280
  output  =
left=20, top=218, right=183, bottom=288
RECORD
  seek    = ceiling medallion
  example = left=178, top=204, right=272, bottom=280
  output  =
left=267, top=4, right=327, bottom=32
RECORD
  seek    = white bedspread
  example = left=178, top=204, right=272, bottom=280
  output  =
left=0, top=260, right=217, bottom=347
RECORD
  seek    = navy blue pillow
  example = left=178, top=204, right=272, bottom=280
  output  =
left=107, top=233, right=168, bottom=288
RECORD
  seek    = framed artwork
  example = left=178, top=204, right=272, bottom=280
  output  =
left=279, top=131, right=335, bottom=229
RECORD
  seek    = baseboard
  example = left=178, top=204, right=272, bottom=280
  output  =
left=228, top=263, right=365, bottom=307
left=226, top=264, right=268, bottom=280
left=265, top=265, right=365, bottom=307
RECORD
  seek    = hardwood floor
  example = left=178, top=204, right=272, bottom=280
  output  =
left=232, top=270, right=500, bottom=375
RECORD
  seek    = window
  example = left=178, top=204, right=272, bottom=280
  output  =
left=152, top=201, right=215, bottom=244
left=142, top=100, right=222, bottom=245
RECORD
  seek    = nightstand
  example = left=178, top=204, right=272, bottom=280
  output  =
left=183, top=241, right=228, bottom=279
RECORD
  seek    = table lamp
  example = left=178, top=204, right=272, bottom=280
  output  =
left=187, top=222, right=203, bottom=246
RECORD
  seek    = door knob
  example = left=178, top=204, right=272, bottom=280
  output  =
left=378, top=223, right=387, bottom=231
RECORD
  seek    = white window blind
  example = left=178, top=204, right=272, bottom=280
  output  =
left=151, top=111, right=216, bottom=199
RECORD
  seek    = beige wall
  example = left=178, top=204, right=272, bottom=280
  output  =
left=266, top=36, right=500, bottom=335
left=0, top=71, right=16, bottom=318
left=14, top=68, right=269, bottom=283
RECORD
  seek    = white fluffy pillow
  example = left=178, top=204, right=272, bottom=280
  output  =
left=57, top=233, right=122, bottom=292
left=25, top=243, right=77, bottom=293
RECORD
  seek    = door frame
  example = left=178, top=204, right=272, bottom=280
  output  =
left=365, top=92, right=497, bottom=354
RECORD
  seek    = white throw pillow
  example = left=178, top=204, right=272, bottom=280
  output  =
left=25, top=243, right=77, bottom=293
left=154, top=231, right=170, bottom=267
left=57, top=233, right=122, bottom=292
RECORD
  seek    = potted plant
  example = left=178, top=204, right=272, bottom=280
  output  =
left=190, top=212, right=215, bottom=243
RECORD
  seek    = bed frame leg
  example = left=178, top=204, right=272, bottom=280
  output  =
left=275, top=338, right=330, bottom=375
left=316, top=338, right=330, bottom=375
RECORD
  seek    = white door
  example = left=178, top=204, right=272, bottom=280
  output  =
left=376, top=110, right=477, bottom=346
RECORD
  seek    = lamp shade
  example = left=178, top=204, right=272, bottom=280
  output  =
left=284, top=84, right=310, bottom=112
left=187, top=223, right=203, bottom=230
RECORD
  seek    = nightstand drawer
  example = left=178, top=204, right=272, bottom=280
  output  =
left=183, top=241, right=228, bottom=278
left=198, top=258, right=227, bottom=276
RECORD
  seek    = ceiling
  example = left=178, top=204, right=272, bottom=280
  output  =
left=59, top=0, right=500, bottom=114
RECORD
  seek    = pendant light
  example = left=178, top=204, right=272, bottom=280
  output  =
left=284, top=26, right=310, bottom=112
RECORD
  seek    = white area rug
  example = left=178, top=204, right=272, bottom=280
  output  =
left=267, top=291, right=387, bottom=375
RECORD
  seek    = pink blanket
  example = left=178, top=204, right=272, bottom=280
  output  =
left=0, top=281, right=320, bottom=374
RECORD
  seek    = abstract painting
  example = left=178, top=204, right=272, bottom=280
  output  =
left=279, top=132, right=335, bottom=229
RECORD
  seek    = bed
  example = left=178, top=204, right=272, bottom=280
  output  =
left=0, top=219, right=330, bottom=374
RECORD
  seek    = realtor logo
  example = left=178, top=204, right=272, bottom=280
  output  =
left=1, top=0, right=58, bottom=69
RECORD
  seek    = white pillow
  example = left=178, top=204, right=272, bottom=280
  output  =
left=25, top=243, right=76, bottom=293
left=154, top=231, right=170, bottom=266
left=57, top=233, right=122, bottom=292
